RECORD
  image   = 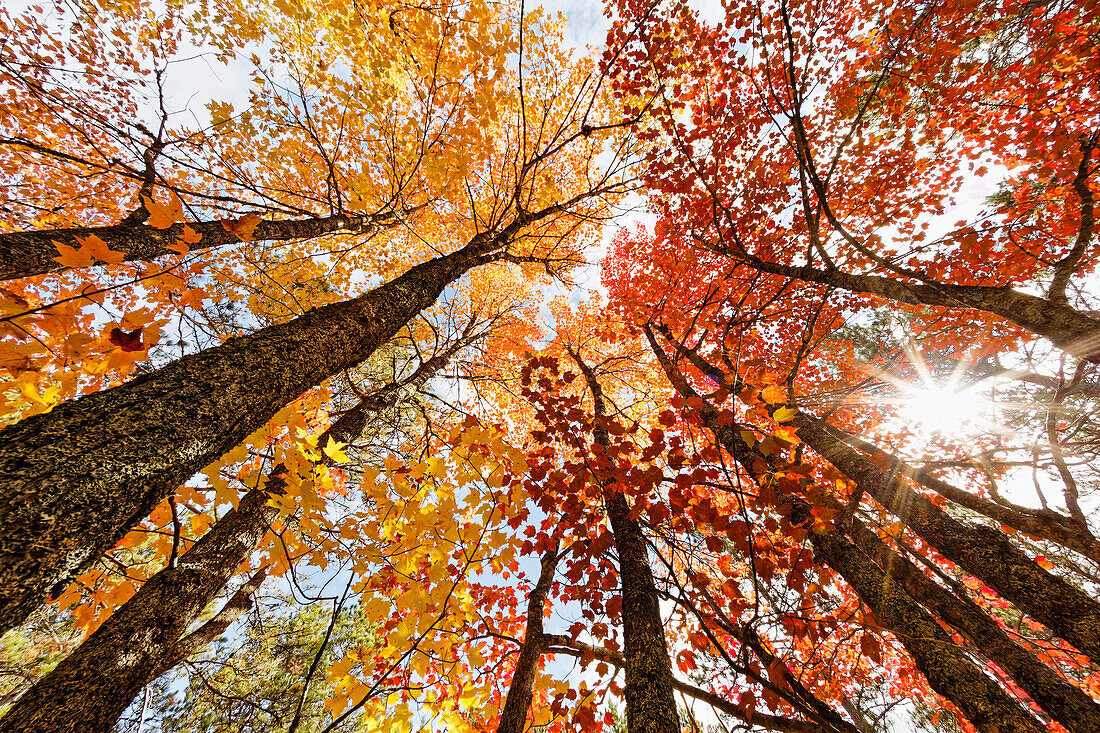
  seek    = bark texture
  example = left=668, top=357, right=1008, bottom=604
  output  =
left=0, top=209, right=405, bottom=280
left=846, top=517, right=1100, bottom=731
left=0, top=393, right=379, bottom=733
left=718, top=247, right=1100, bottom=362
left=646, top=330, right=1045, bottom=733
left=496, top=543, right=559, bottom=733
left=0, top=221, right=517, bottom=633
left=572, top=353, right=680, bottom=733
left=794, top=415, right=1100, bottom=663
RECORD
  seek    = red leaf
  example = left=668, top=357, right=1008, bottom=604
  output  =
left=109, top=327, right=144, bottom=352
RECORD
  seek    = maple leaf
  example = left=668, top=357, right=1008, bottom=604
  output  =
left=108, top=327, right=144, bottom=352
left=143, top=194, right=183, bottom=229
left=221, top=213, right=263, bottom=242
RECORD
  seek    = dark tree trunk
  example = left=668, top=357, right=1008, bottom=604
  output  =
left=845, top=515, right=1100, bottom=731
left=571, top=353, right=681, bottom=733
left=646, top=330, right=1045, bottom=733
left=0, top=209, right=405, bottom=280
left=0, top=395, right=381, bottom=733
left=650, top=323, right=1100, bottom=664
left=794, top=415, right=1100, bottom=663
left=496, top=543, right=560, bottom=733
left=0, top=223, right=516, bottom=633
left=718, top=248, right=1100, bottom=362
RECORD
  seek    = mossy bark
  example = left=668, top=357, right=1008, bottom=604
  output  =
left=0, top=235, right=501, bottom=634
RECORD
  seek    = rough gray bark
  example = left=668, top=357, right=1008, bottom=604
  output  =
left=646, top=329, right=1045, bottom=733
left=570, top=352, right=681, bottom=733
left=0, top=366, right=432, bottom=733
left=0, top=209, right=406, bottom=280
left=496, top=543, right=560, bottom=733
left=0, top=201, right=557, bottom=634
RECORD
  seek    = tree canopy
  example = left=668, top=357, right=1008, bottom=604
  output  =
left=0, top=1, right=1097, bottom=732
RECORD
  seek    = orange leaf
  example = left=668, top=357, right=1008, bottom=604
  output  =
left=51, top=235, right=125, bottom=268
left=221, top=212, right=262, bottom=242
left=144, top=193, right=183, bottom=229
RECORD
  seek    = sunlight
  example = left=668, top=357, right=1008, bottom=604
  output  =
left=900, top=383, right=991, bottom=436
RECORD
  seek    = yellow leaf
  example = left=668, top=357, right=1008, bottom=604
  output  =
left=772, top=406, right=797, bottom=422
left=323, top=437, right=350, bottom=463
left=144, top=193, right=183, bottom=229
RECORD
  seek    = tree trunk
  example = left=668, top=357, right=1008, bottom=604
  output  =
left=794, top=415, right=1100, bottom=663
left=718, top=248, right=1100, bottom=362
left=0, top=209, right=406, bottom=280
left=496, top=542, right=560, bottom=733
left=649, top=324, right=1100, bottom=664
left=571, top=352, right=681, bottom=733
left=0, top=388, right=384, bottom=733
left=0, top=223, right=514, bottom=633
left=646, top=330, right=1045, bottom=733
left=845, top=515, right=1100, bottom=731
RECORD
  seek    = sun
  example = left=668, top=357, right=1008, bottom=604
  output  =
left=899, top=382, right=991, bottom=437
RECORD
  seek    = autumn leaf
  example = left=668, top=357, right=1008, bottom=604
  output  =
left=322, top=437, right=350, bottom=464
left=221, top=213, right=263, bottom=242
left=108, top=327, right=144, bottom=352
left=144, top=193, right=184, bottom=229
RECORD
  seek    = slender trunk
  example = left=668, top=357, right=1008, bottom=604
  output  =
left=0, top=209, right=406, bottom=280
left=794, top=415, right=1100, bottom=663
left=646, top=330, right=1045, bottom=733
left=0, top=395, right=377, bottom=733
left=496, top=542, right=560, bottom=733
left=720, top=248, right=1100, bottom=362
left=824, top=427, right=1100, bottom=564
left=845, top=515, right=1100, bottom=731
left=0, top=221, right=516, bottom=633
left=570, top=352, right=680, bottom=733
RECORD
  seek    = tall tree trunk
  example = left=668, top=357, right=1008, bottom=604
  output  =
left=0, top=209, right=407, bottom=280
left=845, top=515, right=1100, bottom=731
left=570, top=352, right=681, bottom=733
left=496, top=542, right=560, bottom=733
left=715, top=246, right=1100, bottom=362
left=652, top=323, right=1100, bottom=663
left=646, top=330, right=1045, bottom=733
left=793, top=414, right=1100, bottom=663
left=0, top=207, right=541, bottom=633
left=0, top=350, right=449, bottom=733
left=824, top=426, right=1100, bottom=564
